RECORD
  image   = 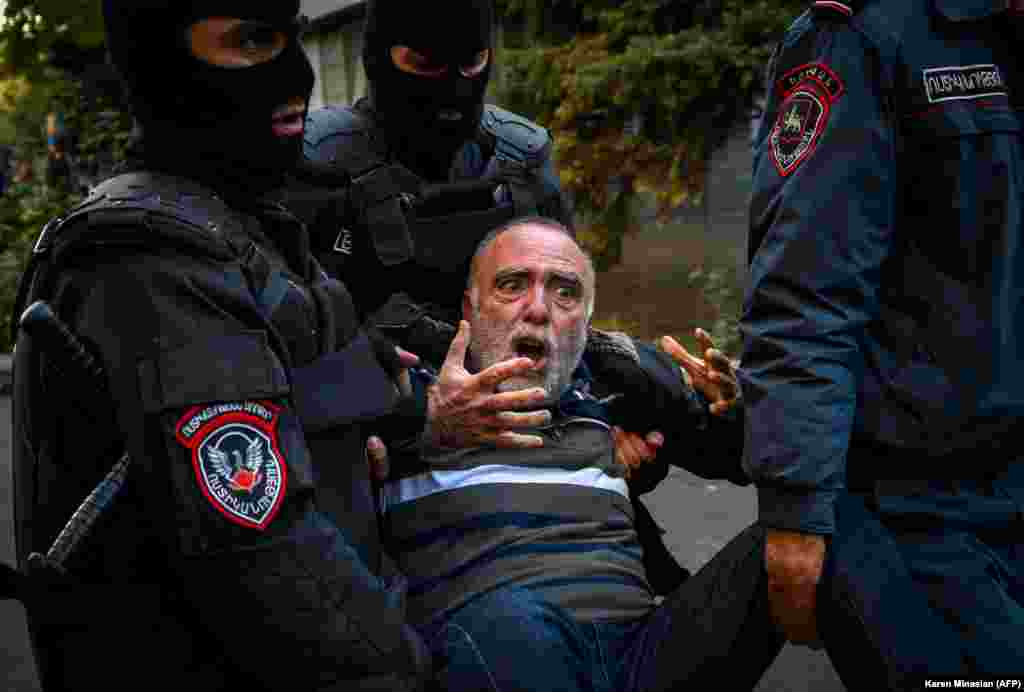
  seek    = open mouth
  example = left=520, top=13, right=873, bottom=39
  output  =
left=513, top=335, right=548, bottom=364
left=271, top=100, right=307, bottom=137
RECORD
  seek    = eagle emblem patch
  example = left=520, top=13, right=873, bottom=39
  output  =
left=769, top=62, right=845, bottom=177
left=176, top=401, right=287, bottom=530
left=769, top=89, right=829, bottom=177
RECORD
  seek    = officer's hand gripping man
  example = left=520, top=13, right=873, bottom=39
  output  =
left=11, top=2, right=433, bottom=690
left=743, top=0, right=1024, bottom=686
left=290, top=0, right=749, bottom=596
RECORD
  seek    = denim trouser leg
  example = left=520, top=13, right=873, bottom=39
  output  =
left=424, top=587, right=599, bottom=692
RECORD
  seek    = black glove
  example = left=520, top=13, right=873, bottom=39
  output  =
left=367, top=292, right=456, bottom=369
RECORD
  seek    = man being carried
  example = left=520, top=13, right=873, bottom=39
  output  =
left=373, top=217, right=784, bottom=691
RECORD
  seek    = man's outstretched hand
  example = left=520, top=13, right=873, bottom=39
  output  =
left=612, top=427, right=664, bottom=479
left=765, top=529, right=827, bottom=647
left=660, top=329, right=740, bottom=416
left=423, top=320, right=552, bottom=450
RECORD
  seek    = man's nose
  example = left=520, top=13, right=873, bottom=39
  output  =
left=522, top=285, right=550, bottom=324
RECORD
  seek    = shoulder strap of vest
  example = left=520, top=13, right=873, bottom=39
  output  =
left=306, top=103, right=423, bottom=267
left=12, top=171, right=241, bottom=345
left=479, top=105, right=561, bottom=219
left=479, top=104, right=552, bottom=169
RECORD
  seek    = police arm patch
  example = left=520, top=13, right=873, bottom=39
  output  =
left=769, top=62, right=846, bottom=178
left=176, top=401, right=288, bottom=530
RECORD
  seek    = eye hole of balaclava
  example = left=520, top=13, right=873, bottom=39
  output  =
left=187, top=17, right=291, bottom=69
left=362, top=0, right=495, bottom=156
left=389, top=46, right=491, bottom=79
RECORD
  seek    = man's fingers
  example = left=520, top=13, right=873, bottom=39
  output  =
left=614, top=427, right=660, bottom=471
left=660, top=335, right=707, bottom=376
left=396, top=368, right=412, bottom=397
left=366, top=435, right=389, bottom=482
left=710, top=400, right=737, bottom=416
left=492, top=409, right=552, bottom=429
left=475, top=356, right=538, bottom=390
left=706, top=349, right=732, bottom=373
left=443, top=320, right=472, bottom=371
left=491, top=431, right=545, bottom=449
left=396, top=347, right=420, bottom=369
left=695, top=328, right=716, bottom=354
left=482, top=387, right=550, bottom=412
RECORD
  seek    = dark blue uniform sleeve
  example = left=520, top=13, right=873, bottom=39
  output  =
left=741, top=15, right=897, bottom=535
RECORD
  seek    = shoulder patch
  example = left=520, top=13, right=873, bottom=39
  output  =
left=769, top=63, right=846, bottom=178
left=176, top=401, right=288, bottom=530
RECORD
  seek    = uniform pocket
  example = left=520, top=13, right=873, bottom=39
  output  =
left=900, top=105, right=1021, bottom=283
left=136, top=332, right=315, bottom=555
left=137, top=331, right=290, bottom=413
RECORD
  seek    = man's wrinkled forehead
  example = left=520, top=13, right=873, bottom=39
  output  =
left=477, top=226, right=593, bottom=289
left=369, top=0, right=493, bottom=57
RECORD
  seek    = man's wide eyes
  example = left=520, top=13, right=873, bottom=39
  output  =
left=555, top=284, right=581, bottom=301
left=496, top=277, right=525, bottom=293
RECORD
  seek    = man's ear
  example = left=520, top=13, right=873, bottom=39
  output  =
left=462, top=290, right=473, bottom=322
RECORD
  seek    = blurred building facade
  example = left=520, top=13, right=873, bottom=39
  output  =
left=300, top=0, right=368, bottom=110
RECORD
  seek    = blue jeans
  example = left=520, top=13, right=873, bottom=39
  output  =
left=422, top=524, right=783, bottom=692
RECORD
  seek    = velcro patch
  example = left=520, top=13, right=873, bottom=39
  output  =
left=769, top=63, right=845, bottom=178
left=176, top=401, right=288, bottom=530
left=923, top=65, right=1007, bottom=104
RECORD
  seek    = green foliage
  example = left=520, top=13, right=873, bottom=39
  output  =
left=684, top=263, right=742, bottom=357
left=1, top=0, right=106, bottom=79
left=494, top=0, right=804, bottom=269
left=0, top=185, right=81, bottom=352
left=0, top=2, right=130, bottom=353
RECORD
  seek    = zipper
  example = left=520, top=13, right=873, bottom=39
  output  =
left=536, top=416, right=613, bottom=442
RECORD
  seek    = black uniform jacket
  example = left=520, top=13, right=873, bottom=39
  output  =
left=11, top=173, right=430, bottom=691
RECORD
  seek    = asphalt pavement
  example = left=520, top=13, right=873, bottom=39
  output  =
left=0, top=380, right=844, bottom=691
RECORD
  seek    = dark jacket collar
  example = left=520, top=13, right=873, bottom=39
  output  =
left=933, top=0, right=1006, bottom=21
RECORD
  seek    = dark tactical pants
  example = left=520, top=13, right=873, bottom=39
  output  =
left=820, top=462, right=1024, bottom=690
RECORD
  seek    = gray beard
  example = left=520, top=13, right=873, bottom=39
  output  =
left=468, top=313, right=586, bottom=403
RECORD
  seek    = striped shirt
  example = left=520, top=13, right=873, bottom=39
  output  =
left=382, top=416, right=657, bottom=626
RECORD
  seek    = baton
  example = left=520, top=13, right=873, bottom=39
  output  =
left=18, top=300, right=129, bottom=575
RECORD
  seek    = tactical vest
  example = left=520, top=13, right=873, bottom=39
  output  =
left=12, top=171, right=393, bottom=620
left=294, top=102, right=568, bottom=323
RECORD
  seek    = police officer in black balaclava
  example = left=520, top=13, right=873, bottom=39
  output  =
left=293, top=0, right=571, bottom=327
left=362, top=0, right=495, bottom=180
left=11, top=1, right=433, bottom=690
left=105, top=0, right=314, bottom=198
left=289, top=0, right=747, bottom=609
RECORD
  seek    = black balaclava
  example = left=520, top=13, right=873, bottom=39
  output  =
left=102, top=0, right=315, bottom=200
left=362, top=0, right=495, bottom=180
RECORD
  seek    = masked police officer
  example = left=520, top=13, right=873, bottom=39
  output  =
left=292, top=0, right=569, bottom=329
left=11, top=1, right=434, bottom=689
left=743, top=0, right=1024, bottom=686
left=289, top=0, right=754, bottom=599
